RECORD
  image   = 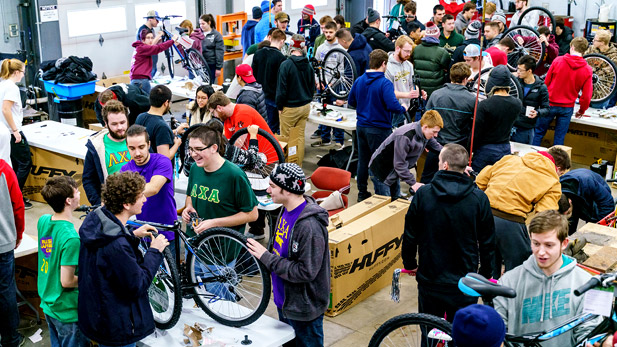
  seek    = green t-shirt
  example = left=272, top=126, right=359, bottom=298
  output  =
left=187, top=160, right=258, bottom=237
left=37, top=215, right=80, bottom=323
left=103, top=134, right=131, bottom=175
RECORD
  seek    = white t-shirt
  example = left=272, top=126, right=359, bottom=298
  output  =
left=0, top=123, right=11, bottom=166
left=0, top=79, right=23, bottom=131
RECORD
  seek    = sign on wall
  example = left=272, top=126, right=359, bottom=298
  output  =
left=40, top=5, right=59, bottom=23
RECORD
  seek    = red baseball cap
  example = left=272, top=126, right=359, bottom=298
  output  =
left=236, top=64, right=256, bottom=83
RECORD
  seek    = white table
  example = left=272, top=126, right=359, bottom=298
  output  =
left=95, top=77, right=222, bottom=100
left=510, top=141, right=547, bottom=157
left=573, top=105, right=617, bottom=130
left=308, top=102, right=358, bottom=170
left=22, top=120, right=93, bottom=160
left=15, top=234, right=37, bottom=258
left=140, top=299, right=294, bottom=346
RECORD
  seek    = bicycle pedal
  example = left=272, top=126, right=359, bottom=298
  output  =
left=174, top=59, right=182, bottom=65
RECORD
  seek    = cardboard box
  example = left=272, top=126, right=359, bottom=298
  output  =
left=275, top=126, right=301, bottom=164
left=96, top=74, right=131, bottom=88
left=328, top=195, right=391, bottom=232
left=88, top=123, right=104, bottom=132
left=82, top=74, right=131, bottom=128
left=539, top=122, right=617, bottom=165
left=15, top=253, right=45, bottom=318
left=327, top=199, right=410, bottom=316
left=24, top=147, right=89, bottom=205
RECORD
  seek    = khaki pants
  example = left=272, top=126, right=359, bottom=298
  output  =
left=280, top=104, right=310, bottom=166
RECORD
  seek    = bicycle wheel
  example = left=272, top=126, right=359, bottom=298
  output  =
left=517, top=6, right=556, bottom=34
left=186, top=48, right=211, bottom=85
left=186, top=227, right=271, bottom=327
left=322, top=47, right=358, bottom=99
left=469, top=67, right=523, bottom=101
left=138, top=239, right=182, bottom=330
left=503, top=25, right=545, bottom=72
left=179, top=123, right=206, bottom=176
left=228, top=127, right=285, bottom=179
left=165, top=47, right=175, bottom=78
left=368, top=313, right=454, bottom=347
left=584, top=53, right=617, bottom=104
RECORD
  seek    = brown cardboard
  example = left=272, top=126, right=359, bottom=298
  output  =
left=275, top=126, right=300, bottom=164
left=583, top=246, right=617, bottom=273
left=81, top=92, right=99, bottom=128
left=88, top=123, right=104, bottom=131
left=328, top=195, right=391, bottom=232
left=539, top=123, right=617, bottom=165
left=326, top=199, right=410, bottom=316
left=96, top=74, right=131, bottom=88
left=24, top=147, right=89, bottom=205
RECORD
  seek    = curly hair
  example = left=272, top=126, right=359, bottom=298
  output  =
left=101, top=172, right=145, bottom=215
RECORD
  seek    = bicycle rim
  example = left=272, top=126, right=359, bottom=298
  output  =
left=229, top=128, right=285, bottom=179
left=470, top=67, right=522, bottom=101
left=503, top=26, right=545, bottom=72
left=186, top=48, right=211, bottom=85
left=518, top=6, right=555, bottom=35
left=187, top=227, right=271, bottom=327
left=584, top=53, right=617, bottom=103
left=323, top=48, right=357, bottom=99
left=369, top=313, right=454, bottom=347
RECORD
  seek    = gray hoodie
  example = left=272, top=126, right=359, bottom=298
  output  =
left=385, top=52, right=414, bottom=109
left=454, top=12, right=469, bottom=35
left=494, top=254, right=601, bottom=347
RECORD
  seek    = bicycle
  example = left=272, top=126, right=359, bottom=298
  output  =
left=467, top=67, right=524, bottom=101
left=76, top=205, right=271, bottom=329
left=584, top=53, right=617, bottom=105
left=369, top=271, right=617, bottom=346
left=311, top=47, right=358, bottom=115
left=158, top=15, right=211, bottom=85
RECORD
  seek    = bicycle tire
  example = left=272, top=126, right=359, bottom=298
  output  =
left=368, top=313, right=454, bottom=347
left=469, top=67, right=523, bottom=101
left=584, top=53, right=617, bottom=104
left=322, top=47, right=358, bottom=99
left=186, top=48, right=211, bottom=85
left=179, top=123, right=206, bottom=176
left=229, top=127, right=285, bottom=178
left=517, top=6, right=556, bottom=35
left=165, top=47, right=175, bottom=78
left=139, top=240, right=182, bottom=330
left=503, top=25, right=545, bottom=72
left=186, top=227, right=271, bottom=327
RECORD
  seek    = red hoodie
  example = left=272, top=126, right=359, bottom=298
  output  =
left=130, top=39, right=175, bottom=80
left=0, top=159, right=24, bottom=246
left=544, top=53, right=593, bottom=113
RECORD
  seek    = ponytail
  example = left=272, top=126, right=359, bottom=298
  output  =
left=204, top=118, right=228, bottom=155
left=0, top=59, right=25, bottom=79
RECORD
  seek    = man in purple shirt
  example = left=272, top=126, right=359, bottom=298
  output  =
left=121, top=124, right=177, bottom=254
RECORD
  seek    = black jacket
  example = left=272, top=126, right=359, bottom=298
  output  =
left=252, top=46, right=286, bottom=100
left=362, top=27, right=395, bottom=52
left=94, top=83, right=150, bottom=125
left=262, top=196, right=330, bottom=321
left=78, top=207, right=163, bottom=345
left=402, top=170, right=495, bottom=288
left=514, top=75, right=550, bottom=129
left=42, top=56, right=96, bottom=84
left=350, top=18, right=369, bottom=36
left=236, top=82, right=267, bottom=120
left=556, top=26, right=574, bottom=56
left=426, top=83, right=476, bottom=146
left=450, top=38, right=480, bottom=68
left=276, top=55, right=316, bottom=110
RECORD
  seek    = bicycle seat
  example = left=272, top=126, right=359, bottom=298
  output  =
left=458, top=273, right=516, bottom=299
left=175, top=27, right=188, bottom=35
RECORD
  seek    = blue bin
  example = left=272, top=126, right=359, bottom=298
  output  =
left=41, top=79, right=96, bottom=99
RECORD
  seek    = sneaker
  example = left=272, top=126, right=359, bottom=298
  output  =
left=23, top=199, right=33, bottom=210
left=357, top=191, right=372, bottom=202
left=311, top=140, right=332, bottom=147
left=335, top=143, right=345, bottom=150
left=310, top=130, right=321, bottom=139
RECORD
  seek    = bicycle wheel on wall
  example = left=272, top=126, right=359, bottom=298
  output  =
left=186, top=48, right=211, bottom=85
left=584, top=53, right=617, bottom=104
left=322, top=47, right=358, bottom=99
left=368, top=313, right=454, bottom=347
left=186, top=227, right=271, bottom=327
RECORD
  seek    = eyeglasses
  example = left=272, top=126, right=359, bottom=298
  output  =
left=188, top=143, right=214, bottom=153
left=196, top=96, right=208, bottom=100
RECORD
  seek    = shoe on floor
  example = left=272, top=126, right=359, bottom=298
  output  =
left=310, top=130, right=321, bottom=139
left=335, top=143, right=345, bottom=150
left=311, top=140, right=332, bottom=147
left=357, top=191, right=372, bottom=202
left=24, top=200, right=33, bottom=210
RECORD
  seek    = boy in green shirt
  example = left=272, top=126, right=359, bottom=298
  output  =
left=38, top=176, right=90, bottom=347
left=440, top=14, right=464, bottom=53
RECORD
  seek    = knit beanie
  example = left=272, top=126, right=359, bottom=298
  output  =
left=485, top=65, right=511, bottom=95
left=452, top=304, right=505, bottom=347
left=465, top=20, right=482, bottom=40
left=491, top=10, right=506, bottom=26
left=290, top=34, right=307, bottom=54
left=270, top=163, right=306, bottom=195
left=367, top=8, right=380, bottom=23
left=302, top=4, right=316, bottom=19
left=252, top=6, right=263, bottom=20
left=425, top=21, right=440, bottom=39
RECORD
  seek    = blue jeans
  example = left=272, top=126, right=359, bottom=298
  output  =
left=532, top=106, right=573, bottom=146
left=471, top=143, right=511, bottom=173
left=46, top=315, right=90, bottom=347
left=391, top=112, right=406, bottom=128
left=370, top=170, right=400, bottom=201
left=510, top=126, right=534, bottom=144
left=265, top=98, right=280, bottom=134
left=0, top=250, right=20, bottom=347
left=319, top=125, right=344, bottom=144
left=151, top=54, right=158, bottom=77
left=357, top=126, right=392, bottom=195
left=277, top=308, right=324, bottom=347
left=131, top=79, right=151, bottom=95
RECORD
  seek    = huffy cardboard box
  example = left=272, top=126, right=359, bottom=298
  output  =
left=326, top=199, right=410, bottom=316
left=328, top=195, right=391, bottom=232
left=539, top=123, right=617, bottom=166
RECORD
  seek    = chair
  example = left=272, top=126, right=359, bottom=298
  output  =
left=309, top=167, right=351, bottom=216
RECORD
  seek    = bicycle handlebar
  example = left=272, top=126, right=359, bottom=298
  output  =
left=574, top=276, right=601, bottom=296
left=128, top=219, right=181, bottom=232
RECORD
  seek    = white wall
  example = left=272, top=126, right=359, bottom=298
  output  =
left=235, top=0, right=338, bottom=28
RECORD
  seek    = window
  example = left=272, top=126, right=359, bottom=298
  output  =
left=134, top=2, right=187, bottom=30
left=66, top=7, right=127, bottom=37
left=290, top=0, right=328, bottom=9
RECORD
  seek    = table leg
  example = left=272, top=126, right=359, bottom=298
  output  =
left=346, top=130, right=357, bottom=171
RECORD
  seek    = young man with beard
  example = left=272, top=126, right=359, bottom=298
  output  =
left=431, top=4, right=446, bottom=30
left=121, top=125, right=177, bottom=254
left=83, top=100, right=131, bottom=205
left=509, top=0, right=538, bottom=29
left=135, top=85, right=181, bottom=159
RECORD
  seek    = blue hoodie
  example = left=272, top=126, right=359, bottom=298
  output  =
left=241, top=20, right=259, bottom=57
left=254, top=12, right=276, bottom=43
left=560, top=169, right=614, bottom=222
left=348, top=71, right=406, bottom=129
left=77, top=207, right=163, bottom=345
left=347, top=33, right=372, bottom=75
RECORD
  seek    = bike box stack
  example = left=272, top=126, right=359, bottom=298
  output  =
left=326, top=198, right=410, bottom=316
left=327, top=195, right=391, bottom=232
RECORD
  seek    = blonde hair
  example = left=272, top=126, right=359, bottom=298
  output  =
left=594, top=30, right=612, bottom=46
left=179, top=19, right=194, bottom=36
left=485, top=2, right=496, bottom=16
left=420, top=110, right=444, bottom=128
left=0, top=59, right=24, bottom=79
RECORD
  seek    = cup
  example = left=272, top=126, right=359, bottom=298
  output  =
left=525, top=106, right=535, bottom=118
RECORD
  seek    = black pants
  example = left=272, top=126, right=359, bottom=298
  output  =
left=248, top=210, right=267, bottom=234
left=492, top=215, right=532, bottom=279
left=11, top=131, right=32, bottom=190
left=418, top=284, right=477, bottom=323
left=420, top=150, right=439, bottom=184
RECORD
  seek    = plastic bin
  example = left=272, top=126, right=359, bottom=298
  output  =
left=41, top=79, right=96, bottom=99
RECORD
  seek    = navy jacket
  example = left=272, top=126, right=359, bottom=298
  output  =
left=348, top=71, right=406, bottom=129
left=82, top=130, right=108, bottom=205
left=347, top=34, right=372, bottom=75
left=560, top=169, right=614, bottom=222
left=78, top=207, right=163, bottom=345
left=297, top=18, right=320, bottom=47
left=94, top=83, right=150, bottom=125
left=241, top=20, right=259, bottom=57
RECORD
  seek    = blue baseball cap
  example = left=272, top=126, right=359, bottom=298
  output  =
left=144, top=10, right=161, bottom=20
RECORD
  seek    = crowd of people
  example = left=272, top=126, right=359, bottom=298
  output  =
left=1, top=0, right=617, bottom=346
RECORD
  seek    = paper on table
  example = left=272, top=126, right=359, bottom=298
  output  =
left=583, top=289, right=613, bottom=317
